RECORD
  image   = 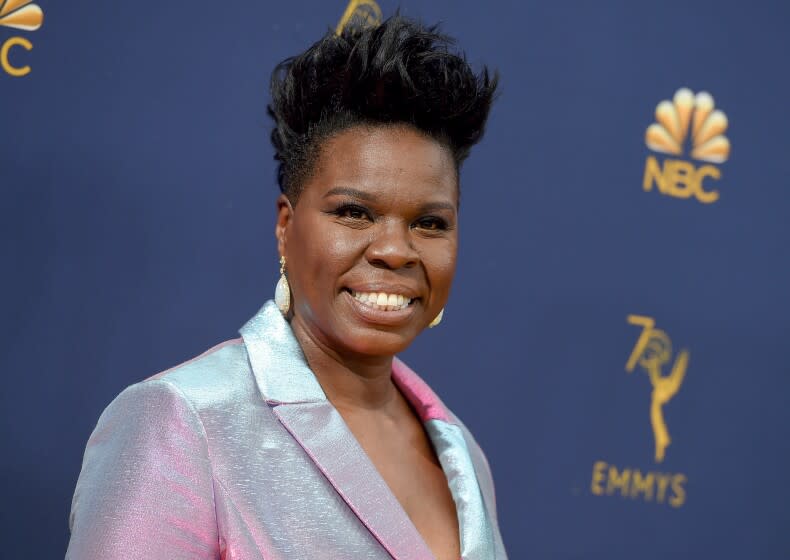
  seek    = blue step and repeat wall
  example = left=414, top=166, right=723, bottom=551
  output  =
left=2, top=0, right=789, bottom=558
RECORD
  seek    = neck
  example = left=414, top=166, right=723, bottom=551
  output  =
left=290, top=316, right=398, bottom=412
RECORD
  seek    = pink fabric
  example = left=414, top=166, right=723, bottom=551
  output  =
left=392, top=357, right=452, bottom=423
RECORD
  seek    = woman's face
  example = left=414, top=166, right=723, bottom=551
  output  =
left=277, top=124, right=458, bottom=359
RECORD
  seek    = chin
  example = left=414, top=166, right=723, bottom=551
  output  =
left=338, top=324, right=418, bottom=358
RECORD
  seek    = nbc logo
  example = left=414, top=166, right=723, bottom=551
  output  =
left=0, top=0, right=43, bottom=77
left=642, top=88, right=731, bottom=204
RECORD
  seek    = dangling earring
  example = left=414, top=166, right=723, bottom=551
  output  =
left=429, top=308, right=444, bottom=328
left=274, top=256, right=291, bottom=316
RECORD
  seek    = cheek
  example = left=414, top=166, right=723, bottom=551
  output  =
left=324, top=231, right=367, bottom=268
left=289, top=219, right=367, bottom=293
left=425, top=239, right=458, bottom=296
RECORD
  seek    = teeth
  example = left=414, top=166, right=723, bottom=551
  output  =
left=351, top=290, right=413, bottom=311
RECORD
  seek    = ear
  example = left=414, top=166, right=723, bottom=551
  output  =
left=275, top=194, right=294, bottom=258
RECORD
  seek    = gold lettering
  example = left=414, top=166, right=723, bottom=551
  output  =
left=591, top=461, right=607, bottom=495
left=630, top=470, right=655, bottom=501
left=642, top=157, right=722, bottom=204
left=606, top=466, right=630, bottom=497
left=694, top=165, right=721, bottom=204
left=591, top=461, right=688, bottom=507
left=626, top=315, right=655, bottom=372
left=669, top=473, right=687, bottom=508
left=1, top=37, right=33, bottom=77
left=663, top=160, right=696, bottom=198
left=655, top=473, right=672, bottom=503
left=642, top=156, right=666, bottom=193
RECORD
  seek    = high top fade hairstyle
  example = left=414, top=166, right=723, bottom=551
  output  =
left=267, top=15, right=499, bottom=203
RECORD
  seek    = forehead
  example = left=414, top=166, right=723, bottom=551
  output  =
left=305, top=125, right=458, bottom=205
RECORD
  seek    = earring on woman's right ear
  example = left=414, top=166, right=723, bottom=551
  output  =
left=274, top=256, right=291, bottom=316
left=429, top=308, right=444, bottom=328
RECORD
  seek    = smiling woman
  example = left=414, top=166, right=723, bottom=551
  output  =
left=67, top=15, right=504, bottom=560
left=280, top=126, right=458, bottom=358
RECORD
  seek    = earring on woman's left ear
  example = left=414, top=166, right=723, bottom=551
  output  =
left=429, top=308, right=444, bottom=328
left=274, top=256, right=291, bottom=316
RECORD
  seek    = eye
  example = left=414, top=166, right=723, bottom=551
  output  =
left=334, top=204, right=372, bottom=222
left=413, top=216, right=448, bottom=231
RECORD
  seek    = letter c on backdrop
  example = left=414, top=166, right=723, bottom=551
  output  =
left=2, top=37, right=33, bottom=77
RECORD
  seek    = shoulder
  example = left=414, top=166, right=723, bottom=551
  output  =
left=146, top=338, right=250, bottom=401
left=111, top=337, right=256, bottom=422
left=88, top=337, right=256, bottom=457
left=71, top=339, right=253, bottom=527
left=68, top=345, right=236, bottom=558
left=87, top=337, right=249, bottom=447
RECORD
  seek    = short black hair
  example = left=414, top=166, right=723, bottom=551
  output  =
left=267, top=15, right=499, bottom=201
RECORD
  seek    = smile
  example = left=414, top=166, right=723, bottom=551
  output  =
left=349, top=290, right=414, bottom=311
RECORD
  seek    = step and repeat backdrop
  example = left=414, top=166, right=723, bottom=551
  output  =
left=2, top=0, right=789, bottom=558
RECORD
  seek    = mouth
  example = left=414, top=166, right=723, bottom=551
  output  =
left=345, top=289, right=415, bottom=312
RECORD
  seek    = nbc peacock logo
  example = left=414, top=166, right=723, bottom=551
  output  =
left=0, top=0, right=43, bottom=77
left=642, top=88, right=731, bottom=204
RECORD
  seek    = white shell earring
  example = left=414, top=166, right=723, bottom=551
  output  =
left=429, top=308, right=444, bottom=328
left=274, top=256, right=291, bottom=316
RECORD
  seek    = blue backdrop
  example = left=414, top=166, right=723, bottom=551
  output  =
left=2, top=0, right=789, bottom=558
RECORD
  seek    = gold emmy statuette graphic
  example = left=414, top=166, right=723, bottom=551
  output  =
left=626, top=315, right=689, bottom=463
left=588, top=315, right=690, bottom=507
left=642, top=87, right=730, bottom=204
left=336, top=0, right=382, bottom=35
left=0, top=0, right=44, bottom=77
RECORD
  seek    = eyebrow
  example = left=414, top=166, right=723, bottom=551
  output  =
left=324, top=186, right=457, bottom=213
left=418, top=201, right=457, bottom=213
left=324, top=186, right=378, bottom=201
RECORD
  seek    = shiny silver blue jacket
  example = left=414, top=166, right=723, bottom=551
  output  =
left=67, top=301, right=507, bottom=559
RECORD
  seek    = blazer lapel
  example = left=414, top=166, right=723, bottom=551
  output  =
left=393, top=359, right=498, bottom=560
left=273, top=401, right=435, bottom=559
left=240, top=302, right=434, bottom=560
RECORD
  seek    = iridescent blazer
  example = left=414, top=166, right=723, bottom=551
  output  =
left=67, top=301, right=507, bottom=559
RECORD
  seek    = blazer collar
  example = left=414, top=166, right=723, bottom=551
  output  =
left=240, top=301, right=456, bottom=418
left=239, top=301, right=494, bottom=560
left=238, top=300, right=325, bottom=404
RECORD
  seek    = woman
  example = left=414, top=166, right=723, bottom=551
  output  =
left=67, top=15, right=505, bottom=560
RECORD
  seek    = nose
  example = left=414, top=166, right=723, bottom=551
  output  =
left=365, top=220, right=419, bottom=270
